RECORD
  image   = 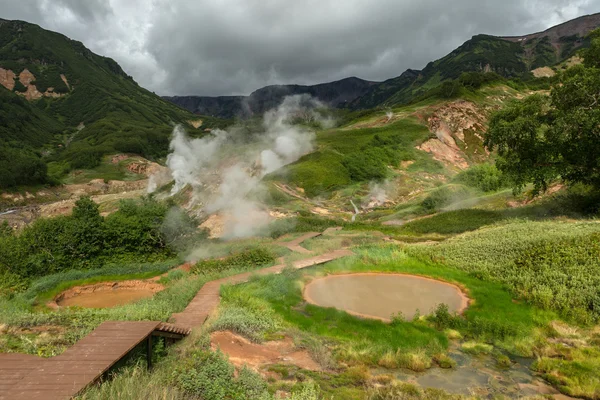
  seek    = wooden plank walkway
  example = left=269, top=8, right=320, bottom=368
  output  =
left=0, top=321, right=161, bottom=400
left=277, top=231, right=322, bottom=254
left=0, top=229, right=353, bottom=399
left=171, top=248, right=353, bottom=329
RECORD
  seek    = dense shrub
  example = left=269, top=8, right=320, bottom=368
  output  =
left=172, top=349, right=268, bottom=400
left=191, top=248, right=276, bottom=274
left=453, top=163, right=510, bottom=192
left=0, top=197, right=184, bottom=283
left=342, top=148, right=389, bottom=181
left=409, top=221, right=600, bottom=323
left=420, top=184, right=473, bottom=212
left=0, top=147, right=49, bottom=188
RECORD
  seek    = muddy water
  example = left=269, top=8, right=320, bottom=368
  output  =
left=304, top=273, right=468, bottom=321
left=57, top=289, right=156, bottom=308
left=388, top=348, right=566, bottom=398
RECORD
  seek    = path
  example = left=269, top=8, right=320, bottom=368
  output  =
left=277, top=231, right=322, bottom=254
left=0, top=228, right=352, bottom=399
left=0, top=322, right=189, bottom=400
left=171, top=248, right=352, bottom=329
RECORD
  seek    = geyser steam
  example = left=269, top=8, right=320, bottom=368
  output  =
left=155, top=94, right=329, bottom=239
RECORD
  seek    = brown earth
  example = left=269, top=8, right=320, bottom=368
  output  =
left=188, top=119, right=203, bottom=129
left=0, top=67, right=16, bottom=90
left=51, top=280, right=164, bottom=309
left=200, top=213, right=226, bottom=238
left=416, top=100, right=489, bottom=171
left=0, top=68, right=68, bottom=100
left=532, top=66, right=556, bottom=78
left=211, top=331, right=321, bottom=372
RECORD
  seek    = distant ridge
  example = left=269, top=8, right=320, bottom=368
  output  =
left=164, top=77, right=377, bottom=119
left=165, top=13, right=600, bottom=117
left=500, top=12, right=600, bottom=42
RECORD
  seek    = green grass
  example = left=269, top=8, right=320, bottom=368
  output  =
left=408, top=220, right=600, bottom=323
left=214, top=245, right=558, bottom=370
left=28, top=261, right=177, bottom=304
left=278, top=118, right=437, bottom=197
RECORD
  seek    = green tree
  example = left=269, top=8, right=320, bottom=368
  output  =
left=485, top=29, right=600, bottom=193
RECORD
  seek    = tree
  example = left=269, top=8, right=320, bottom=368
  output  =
left=485, top=29, right=600, bottom=194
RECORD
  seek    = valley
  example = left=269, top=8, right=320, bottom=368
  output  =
left=1, top=10, right=600, bottom=400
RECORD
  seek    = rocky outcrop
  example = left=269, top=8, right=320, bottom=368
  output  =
left=417, top=100, right=489, bottom=170
left=0, top=68, right=16, bottom=90
left=0, top=68, right=67, bottom=100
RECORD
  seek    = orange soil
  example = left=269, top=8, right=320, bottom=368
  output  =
left=211, top=331, right=321, bottom=372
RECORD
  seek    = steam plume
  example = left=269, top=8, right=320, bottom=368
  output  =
left=155, top=94, right=330, bottom=239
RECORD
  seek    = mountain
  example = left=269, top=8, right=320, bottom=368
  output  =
left=0, top=19, right=225, bottom=188
left=166, top=13, right=600, bottom=118
left=349, top=12, right=600, bottom=110
left=164, top=77, right=378, bottom=119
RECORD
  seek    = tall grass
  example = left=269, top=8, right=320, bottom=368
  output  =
left=407, top=220, right=600, bottom=323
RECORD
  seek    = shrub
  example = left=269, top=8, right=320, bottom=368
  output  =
left=191, top=248, right=276, bottom=274
left=172, top=349, right=270, bottom=400
left=0, top=197, right=178, bottom=283
left=420, top=185, right=473, bottom=212
left=453, top=163, right=510, bottom=192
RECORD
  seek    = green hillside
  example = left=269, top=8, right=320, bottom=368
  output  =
left=350, top=31, right=590, bottom=110
left=0, top=19, right=227, bottom=188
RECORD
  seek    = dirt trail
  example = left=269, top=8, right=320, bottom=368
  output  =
left=211, top=331, right=321, bottom=371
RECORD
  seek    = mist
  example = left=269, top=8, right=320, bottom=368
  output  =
left=152, top=94, right=329, bottom=239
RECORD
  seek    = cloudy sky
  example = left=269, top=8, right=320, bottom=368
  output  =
left=1, top=0, right=599, bottom=96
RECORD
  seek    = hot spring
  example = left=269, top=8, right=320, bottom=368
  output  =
left=303, top=273, right=469, bottom=321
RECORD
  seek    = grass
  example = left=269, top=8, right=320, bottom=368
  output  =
left=216, top=266, right=448, bottom=368
left=0, top=263, right=278, bottom=356
left=277, top=118, right=439, bottom=197
left=21, top=260, right=178, bottom=305
left=407, top=220, right=600, bottom=323
left=213, top=245, right=560, bottom=374
left=62, top=155, right=147, bottom=185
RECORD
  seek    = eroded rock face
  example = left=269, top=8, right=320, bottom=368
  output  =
left=0, top=68, right=67, bottom=100
left=188, top=119, right=203, bottom=129
left=416, top=100, right=489, bottom=170
left=0, top=68, right=16, bottom=90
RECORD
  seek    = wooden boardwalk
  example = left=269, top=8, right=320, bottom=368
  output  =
left=0, top=228, right=351, bottom=399
left=0, top=321, right=189, bottom=400
left=171, top=248, right=353, bottom=329
left=277, top=231, right=322, bottom=254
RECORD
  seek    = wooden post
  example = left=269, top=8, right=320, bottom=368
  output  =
left=146, top=335, right=152, bottom=369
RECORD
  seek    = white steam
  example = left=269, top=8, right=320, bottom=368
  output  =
left=363, top=180, right=394, bottom=209
left=157, top=94, right=329, bottom=239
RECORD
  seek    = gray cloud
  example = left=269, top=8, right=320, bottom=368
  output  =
left=1, top=0, right=598, bottom=96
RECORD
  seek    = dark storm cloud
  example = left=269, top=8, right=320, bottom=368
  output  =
left=1, top=0, right=598, bottom=95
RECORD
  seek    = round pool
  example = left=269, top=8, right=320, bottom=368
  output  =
left=303, top=273, right=468, bottom=321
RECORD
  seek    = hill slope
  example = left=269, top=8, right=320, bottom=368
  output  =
left=0, top=19, right=226, bottom=188
left=349, top=13, right=600, bottom=110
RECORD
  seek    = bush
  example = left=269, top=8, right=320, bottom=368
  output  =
left=342, top=148, right=389, bottom=182
left=453, top=163, right=510, bottom=192
left=0, top=197, right=178, bottom=283
left=420, top=185, right=473, bottom=212
left=172, top=349, right=269, bottom=400
left=191, top=248, right=276, bottom=274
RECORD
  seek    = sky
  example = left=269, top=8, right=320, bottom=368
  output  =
left=1, top=0, right=599, bottom=96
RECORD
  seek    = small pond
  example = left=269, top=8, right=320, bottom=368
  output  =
left=55, top=280, right=163, bottom=308
left=303, top=273, right=468, bottom=321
